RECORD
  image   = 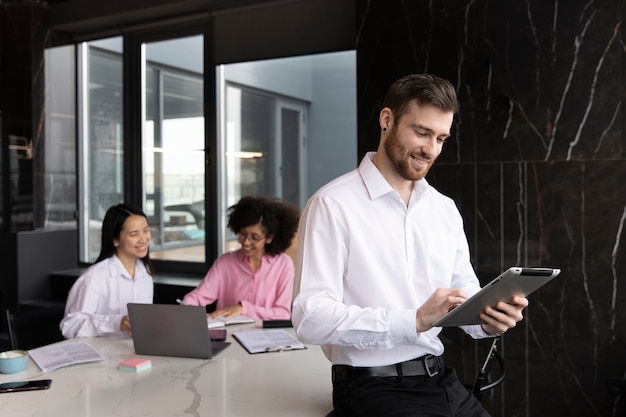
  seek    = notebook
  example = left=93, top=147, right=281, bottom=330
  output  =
left=433, top=267, right=561, bottom=327
left=127, top=303, right=231, bottom=359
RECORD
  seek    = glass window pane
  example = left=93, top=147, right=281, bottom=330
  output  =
left=79, top=37, right=124, bottom=262
left=225, top=86, right=274, bottom=198
left=143, top=35, right=205, bottom=263
left=281, top=107, right=301, bottom=206
left=43, top=45, right=77, bottom=230
left=217, top=50, right=357, bottom=254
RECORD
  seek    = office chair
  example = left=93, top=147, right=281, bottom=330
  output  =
left=5, top=306, right=65, bottom=350
left=470, top=336, right=506, bottom=401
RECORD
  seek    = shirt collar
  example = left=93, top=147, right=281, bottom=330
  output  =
left=234, top=248, right=277, bottom=265
left=359, top=151, right=429, bottom=201
left=107, top=255, right=137, bottom=280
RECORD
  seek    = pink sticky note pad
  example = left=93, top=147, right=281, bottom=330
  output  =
left=119, top=358, right=151, bottom=369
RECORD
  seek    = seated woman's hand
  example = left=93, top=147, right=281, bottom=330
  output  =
left=208, top=303, right=243, bottom=319
left=120, top=315, right=132, bottom=334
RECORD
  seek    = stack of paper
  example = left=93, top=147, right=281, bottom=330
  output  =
left=119, top=357, right=152, bottom=373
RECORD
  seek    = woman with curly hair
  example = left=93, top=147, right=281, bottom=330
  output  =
left=181, top=196, right=299, bottom=320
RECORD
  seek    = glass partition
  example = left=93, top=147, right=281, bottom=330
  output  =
left=143, top=36, right=205, bottom=262
left=75, top=31, right=356, bottom=268
left=78, top=37, right=124, bottom=262
left=43, top=45, right=77, bottom=231
left=216, top=51, right=356, bottom=254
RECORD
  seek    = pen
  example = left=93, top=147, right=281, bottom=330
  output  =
left=265, top=345, right=293, bottom=353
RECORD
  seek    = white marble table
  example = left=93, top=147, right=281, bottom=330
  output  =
left=0, top=323, right=333, bottom=417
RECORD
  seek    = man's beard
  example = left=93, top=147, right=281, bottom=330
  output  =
left=384, top=128, right=435, bottom=181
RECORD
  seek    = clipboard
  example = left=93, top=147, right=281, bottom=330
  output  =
left=433, top=267, right=561, bottom=327
left=232, top=329, right=307, bottom=354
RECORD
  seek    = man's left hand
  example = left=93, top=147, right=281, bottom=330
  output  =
left=480, top=295, right=528, bottom=335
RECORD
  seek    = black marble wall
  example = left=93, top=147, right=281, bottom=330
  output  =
left=356, top=0, right=625, bottom=416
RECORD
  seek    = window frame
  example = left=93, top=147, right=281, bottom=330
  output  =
left=120, top=21, right=217, bottom=274
left=64, top=0, right=356, bottom=275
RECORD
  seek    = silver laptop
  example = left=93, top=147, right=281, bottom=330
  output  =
left=127, top=303, right=230, bottom=359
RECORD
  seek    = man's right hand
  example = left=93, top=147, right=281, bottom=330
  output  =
left=415, top=288, right=468, bottom=332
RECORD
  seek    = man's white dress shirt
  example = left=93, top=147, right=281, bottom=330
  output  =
left=292, top=152, right=489, bottom=367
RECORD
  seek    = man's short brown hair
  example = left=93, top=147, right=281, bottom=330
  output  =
left=382, top=74, right=458, bottom=124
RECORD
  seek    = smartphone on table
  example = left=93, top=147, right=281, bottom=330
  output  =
left=0, top=379, right=52, bottom=393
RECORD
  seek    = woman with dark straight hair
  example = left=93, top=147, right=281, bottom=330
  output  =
left=60, top=203, right=154, bottom=339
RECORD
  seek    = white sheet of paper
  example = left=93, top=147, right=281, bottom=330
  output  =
left=28, top=341, right=106, bottom=373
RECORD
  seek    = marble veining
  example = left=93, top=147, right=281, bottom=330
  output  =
left=610, top=205, right=626, bottom=338
left=0, top=333, right=332, bottom=417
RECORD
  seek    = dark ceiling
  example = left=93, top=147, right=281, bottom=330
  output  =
left=43, top=0, right=291, bottom=41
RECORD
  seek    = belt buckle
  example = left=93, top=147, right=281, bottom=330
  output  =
left=423, top=355, right=439, bottom=377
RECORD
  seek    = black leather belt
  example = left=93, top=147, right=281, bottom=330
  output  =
left=332, top=355, right=443, bottom=382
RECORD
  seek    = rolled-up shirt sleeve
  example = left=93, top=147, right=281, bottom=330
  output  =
left=60, top=276, right=123, bottom=338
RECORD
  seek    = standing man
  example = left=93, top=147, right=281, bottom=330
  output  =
left=292, top=74, right=528, bottom=417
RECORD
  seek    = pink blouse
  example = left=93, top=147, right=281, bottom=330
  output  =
left=182, top=249, right=294, bottom=320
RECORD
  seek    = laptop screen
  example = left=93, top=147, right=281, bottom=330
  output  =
left=127, top=303, right=230, bottom=359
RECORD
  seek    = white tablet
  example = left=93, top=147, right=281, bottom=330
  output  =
left=433, top=267, right=561, bottom=327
